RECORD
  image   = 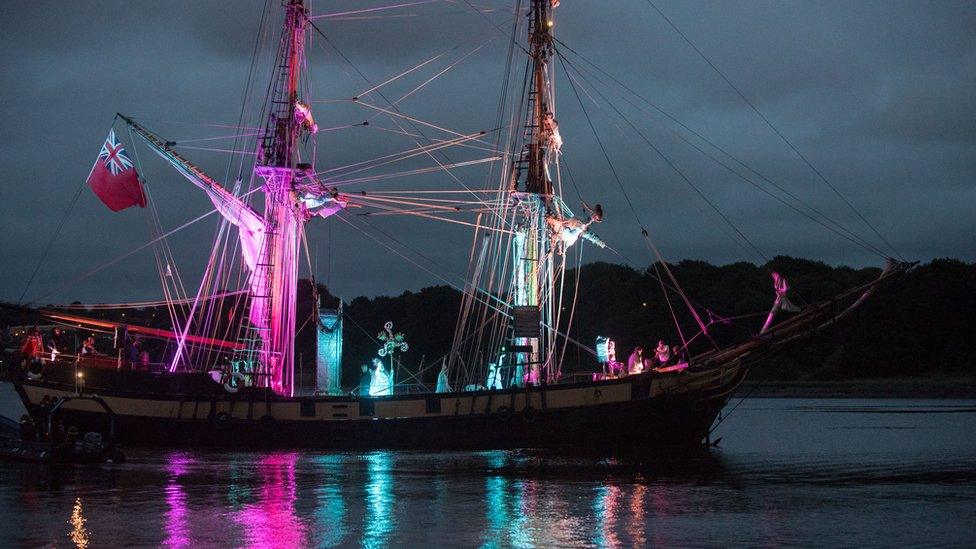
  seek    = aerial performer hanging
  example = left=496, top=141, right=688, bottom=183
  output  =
left=545, top=201, right=605, bottom=254
left=760, top=271, right=801, bottom=334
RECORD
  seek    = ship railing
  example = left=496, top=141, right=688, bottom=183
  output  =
left=346, top=383, right=432, bottom=397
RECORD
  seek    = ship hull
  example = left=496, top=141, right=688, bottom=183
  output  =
left=12, top=364, right=744, bottom=451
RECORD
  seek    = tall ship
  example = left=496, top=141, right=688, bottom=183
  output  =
left=6, top=0, right=911, bottom=450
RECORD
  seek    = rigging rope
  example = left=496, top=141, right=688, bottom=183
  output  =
left=644, top=0, right=903, bottom=261
left=555, top=49, right=724, bottom=343
left=310, top=0, right=444, bottom=20
left=552, top=37, right=893, bottom=261
left=45, top=291, right=248, bottom=310
left=335, top=212, right=510, bottom=314
left=18, top=177, right=86, bottom=304
left=308, top=20, right=510, bottom=228
left=26, top=188, right=260, bottom=306
left=458, top=0, right=530, bottom=56
left=557, top=50, right=770, bottom=264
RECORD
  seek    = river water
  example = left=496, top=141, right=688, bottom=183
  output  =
left=1, top=398, right=974, bottom=548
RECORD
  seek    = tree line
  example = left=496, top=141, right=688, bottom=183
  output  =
left=311, top=257, right=974, bottom=389
left=4, top=257, right=970, bottom=389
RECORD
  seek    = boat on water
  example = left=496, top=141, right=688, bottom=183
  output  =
left=0, top=394, right=125, bottom=464
left=5, top=0, right=911, bottom=450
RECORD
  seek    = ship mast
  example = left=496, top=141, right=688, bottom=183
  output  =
left=510, top=0, right=559, bottom=386
left=121, top=0, right=342, bottom=395
left=525, top=0, right=555, bottom=197
left=253, top=0, right=311, bottom=396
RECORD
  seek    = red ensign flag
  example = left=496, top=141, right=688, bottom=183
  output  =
left=86, top=128, right=146, bottom=212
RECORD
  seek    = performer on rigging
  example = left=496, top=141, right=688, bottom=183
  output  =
left=760, top=271, right=801, bottom=333
left=545, top=202, right=605, bottom=254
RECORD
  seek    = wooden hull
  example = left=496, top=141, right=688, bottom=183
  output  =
left=12, top=364, right=745, bottom=451
left=7, top=260, right=909, bottom=452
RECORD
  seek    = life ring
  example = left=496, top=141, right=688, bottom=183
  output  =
left=213, top=411, right=232, bottom=429
left=493, top=406, right=513, bottom=421
left=26, top=362, right=43, bottom=380
left=223, top=372, right=246, bottom=393
left=593, top=389, right=602, bottom=398
left=522, top=406, right=538, bottom=423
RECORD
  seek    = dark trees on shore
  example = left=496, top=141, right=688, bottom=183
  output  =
left=309, top=258, right=974, bottom=389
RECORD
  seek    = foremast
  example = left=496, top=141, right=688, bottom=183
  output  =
left=510, top=0, right=561, bottom=386
left=124, top=0, right=328, bottom=396
left=253, top=0, right=312, bottom=396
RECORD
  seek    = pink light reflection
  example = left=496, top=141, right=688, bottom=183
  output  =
left=235, top=452, right=307, bottom=548
left=164, top=453, right=194, bottom=548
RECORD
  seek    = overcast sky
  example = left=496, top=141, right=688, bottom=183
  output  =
left=1, top=0, right=973, bottom=305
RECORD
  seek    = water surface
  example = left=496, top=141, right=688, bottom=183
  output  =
left=1, top=398, right=974, bottom=547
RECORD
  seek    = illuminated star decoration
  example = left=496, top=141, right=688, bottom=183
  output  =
left=377, top=321, right=408, bottom=357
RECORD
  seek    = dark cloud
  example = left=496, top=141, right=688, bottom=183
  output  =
left=1, top=0, right=973, bottom=305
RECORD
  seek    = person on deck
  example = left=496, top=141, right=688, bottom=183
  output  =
left=486, top=362, right=504, bottom=390
left=358, top=364, right=371, bottom=396
left=655, top=340, right=671, bottom=366
left=21, top=328, right=44, bottom=371
left=128, top=338, right=141, bottom=368
left=672, top=346, right=688, bottom=366
left=45, top=328, right=63, bottom=362
left=369, top=358, right=390, bottom=396
left=80, top=335, right=97, bottom=356
left=436, top=359, right=452, bottom=393
left=626, top=347, right=643, bottom=376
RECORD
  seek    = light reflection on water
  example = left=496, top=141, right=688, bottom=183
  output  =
left=363, top=452, right=394, bottom=548
left=236, top=453, right=306, bottom=548
left=68, top=497, right=89, bottom=549
left=0, top=399, right=974, bottom=547
left=164, top=453, right=192, bottom=548
left=313, top=455, right=346, bottom=547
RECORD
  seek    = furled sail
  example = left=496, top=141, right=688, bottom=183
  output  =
left=118, top=115, right=275, bottom=332
left=202, top=186, right=270, bottom=330
left=119, top=114, right=346, bottom=391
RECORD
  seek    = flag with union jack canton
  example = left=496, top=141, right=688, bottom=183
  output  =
left=87, top=128, right=146, bottom=211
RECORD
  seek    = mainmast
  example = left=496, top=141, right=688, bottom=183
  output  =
left=510, top=0, right=560, bottom=386
left=253, top=0, right=312, bottom=396
left=525, top=0, right=555, bottom=196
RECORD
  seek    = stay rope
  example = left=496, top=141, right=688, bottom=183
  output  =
left=18, top=178, right=86, bottom=304
left=644, top=0, right=903, bottom=262
left=552, top=36, right=893, bottom=261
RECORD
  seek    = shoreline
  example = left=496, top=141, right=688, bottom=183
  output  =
left=736, top=377, right=976, bottom=399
